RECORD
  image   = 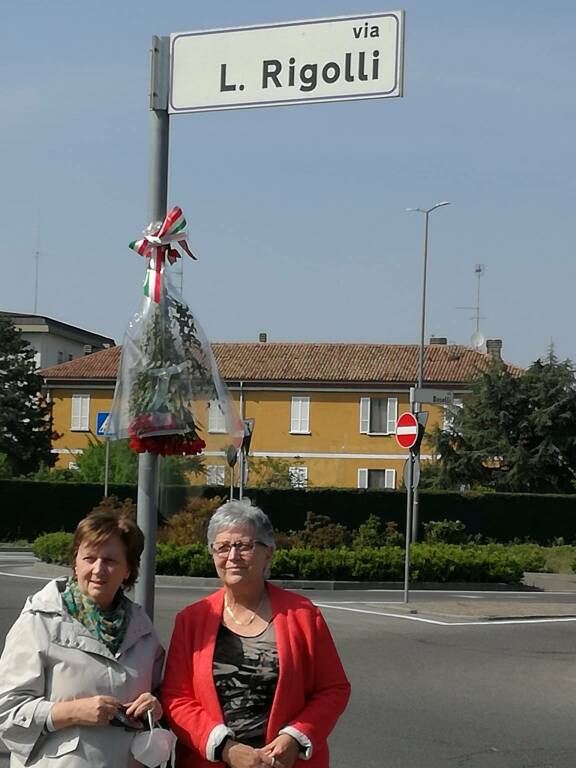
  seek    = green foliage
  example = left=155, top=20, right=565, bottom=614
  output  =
left=0, top=454, right=13, bottom=479
left=151, top=543, right=531, bottom=584
left=32, top=532, right=73, bottom=565
left=290, top=513, right=350, bottom=548
left=423, top=519, right=468, bottom=544
left=249, top=457, right=304, bottom=489
left=433, top=355, right=576, bottom=493
left=352, top=516, right=404, bottom=548
left=158, top=495, right=224, bottom=545
left=156, top=542, right=213, bottom=576
left=0, top=317, right=56, bottom=475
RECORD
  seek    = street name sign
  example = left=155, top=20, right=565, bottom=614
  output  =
left=169, top=11, right=404, bottom=114
left=411, top=387, right=455, bottom=406
left=395, top=412, right=419, bottom=450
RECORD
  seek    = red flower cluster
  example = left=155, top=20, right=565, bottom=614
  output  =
left=128, top=435, right=206, bottom=456
left=128, top=414, right=205, bottom=455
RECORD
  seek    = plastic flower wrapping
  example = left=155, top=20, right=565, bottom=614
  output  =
left=108, top=207, right=243, bottom=457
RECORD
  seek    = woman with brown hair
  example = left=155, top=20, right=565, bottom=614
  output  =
left=0, top=504, right=164, bottom=768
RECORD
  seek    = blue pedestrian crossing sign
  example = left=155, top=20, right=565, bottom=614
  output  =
left=96, top=411, right=113, bottom=437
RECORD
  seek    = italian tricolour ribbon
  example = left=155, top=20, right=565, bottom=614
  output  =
left=129, top=206, right=196, bottom=303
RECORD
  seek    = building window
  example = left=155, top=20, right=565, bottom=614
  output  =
left=57, top=351, right=64, bottom=364
left=359, top=397, right=398, bottom=435
left=208, top=400, right=227, bottom=433
left=206, top=465, right=226, bottom=486
left=357, top=468, right=396, bottom=489
left=68, top=462, right=79, bottom=471
left=290, top=396, right=310, bottom=434
left=289, top=466, right=308, bottom=488
left=71, top=394, right=90, bottom=431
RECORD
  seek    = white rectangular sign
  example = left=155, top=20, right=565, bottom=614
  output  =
left=411, top=388, right=455, bottom=406
left=169, top=11, right=404, bottom=114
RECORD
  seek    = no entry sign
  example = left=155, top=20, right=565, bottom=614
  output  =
left=395, top=412, right=419, bottom=450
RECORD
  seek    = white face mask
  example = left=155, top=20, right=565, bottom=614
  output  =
left=130, top=711, right=176, bottom=768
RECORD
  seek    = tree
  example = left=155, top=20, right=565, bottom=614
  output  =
left=248, top=456, right=304, bottom=489
left=72, top=437, right=204, bottom=485
left=432, top=353, right=576, bottom=493
left=0, top=317, right=55, bottom=475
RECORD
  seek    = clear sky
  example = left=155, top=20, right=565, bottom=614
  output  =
left=2, top=1, right=574, bottom=367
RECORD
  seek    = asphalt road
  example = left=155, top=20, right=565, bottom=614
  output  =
left=1, top=554, right=576, bottom=767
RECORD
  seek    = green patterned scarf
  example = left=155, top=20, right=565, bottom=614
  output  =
left=62, top=577, right=131, bottom=655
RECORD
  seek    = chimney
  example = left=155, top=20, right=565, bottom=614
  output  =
left=83, top=344, right=93, bottom=355
left=486, top=339, right=502, bottom=361
left=258, top=332, right=268, bottom=343
left=429, top=336, right=447, bottom=345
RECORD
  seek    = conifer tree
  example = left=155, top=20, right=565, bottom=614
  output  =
left=432, top=352, right=576, bottom=493
left=0, top=316, right=55, bottom=475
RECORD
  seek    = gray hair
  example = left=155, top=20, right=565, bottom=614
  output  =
left=207, top=499, right=276, bottom=551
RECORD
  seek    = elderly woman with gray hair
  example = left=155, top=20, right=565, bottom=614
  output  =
left=162, top=500, right=350, bottom=768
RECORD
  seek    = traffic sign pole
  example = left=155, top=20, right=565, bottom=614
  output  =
left=135, top=36, right=170, bottom=619
left=403, top=452, right=413, bottom=604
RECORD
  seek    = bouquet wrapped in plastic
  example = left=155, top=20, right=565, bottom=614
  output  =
left=108, top=207, right=243, bottom=457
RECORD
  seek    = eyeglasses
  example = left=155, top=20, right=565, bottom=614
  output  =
left=211, top=540, right=266, bottom=558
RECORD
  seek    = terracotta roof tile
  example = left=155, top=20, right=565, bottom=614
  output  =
left=41, top=342, right=521, bottom=387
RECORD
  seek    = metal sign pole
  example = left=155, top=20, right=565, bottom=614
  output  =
left=402, top=452, right=413, bottom=604
left=104, top=437, right=110, bottom=497
left=135, top=35, right=170, bottom=619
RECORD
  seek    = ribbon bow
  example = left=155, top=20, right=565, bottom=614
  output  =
left=129, top=206, right=196, bottom=303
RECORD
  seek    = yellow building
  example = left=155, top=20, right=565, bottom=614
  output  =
left=41, top=338, right=512, bottom=488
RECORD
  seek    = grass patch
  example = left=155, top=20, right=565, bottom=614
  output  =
left=542, top=546, right=576, bottom=574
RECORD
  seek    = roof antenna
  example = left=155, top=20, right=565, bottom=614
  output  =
left=457, top=264, right=486, bottom=348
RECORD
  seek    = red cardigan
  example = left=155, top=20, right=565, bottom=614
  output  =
left=161, top=583, right=350, bottom=768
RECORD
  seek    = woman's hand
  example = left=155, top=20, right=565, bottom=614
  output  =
left=222, top=740, right=275, bottom=768
left=51, top=695, right=121, bottom=729
left=260, top=734, right=301, bottom=768
left=124, top=693, right=163, bottom=722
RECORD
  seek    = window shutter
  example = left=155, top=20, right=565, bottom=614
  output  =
left=81, top=396, right=90, bottom=430
left=385, top=469, right=396, bottom=489
left=359, top=398, right=370, bottom=433
left=71, top=397, right=81, bottom=431
left=71, top=394, right=90, bottom=431
left=387, top=397, right=398, bottom=434
left=291, top=397, right=310, bottom=433
left=208, top=400, right=226, bottom=433
left=301, top=398, right=310, bottom=432
left=357, top=468, right=368, bottom=488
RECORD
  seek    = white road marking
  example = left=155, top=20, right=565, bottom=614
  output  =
left=314, top=602, right=576, bottom=627
left=0, top=571, right=52, bottom=581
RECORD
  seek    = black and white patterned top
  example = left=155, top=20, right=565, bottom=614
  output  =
left=213, top=622, right=279, bottom=747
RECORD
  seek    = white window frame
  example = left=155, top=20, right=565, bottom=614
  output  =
left=206, top=465, right=226, bottom=486
left=289, top=466, right=308, bottom=488
left=290, top=396, right=310, bottom=434
left=358, top=468, right=396, bottom=489
left=208, top=400, right=227, bottom=433
left=71, top=394, right=90, bottom=431
left=359, top=397, right=398, bottom=435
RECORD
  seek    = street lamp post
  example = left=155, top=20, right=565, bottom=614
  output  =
left=406, top=201, right=451, bottom=540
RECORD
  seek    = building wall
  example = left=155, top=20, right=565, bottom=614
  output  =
left=22, top=332, right=104, bottom=369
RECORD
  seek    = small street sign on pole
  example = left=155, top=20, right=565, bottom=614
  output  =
left=411, top=387, right=455, bottom=406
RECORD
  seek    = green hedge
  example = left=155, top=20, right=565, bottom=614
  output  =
left=4, top=479, right=576, bottom=544
left=31, top=533, right=545, bottom=584
left=32, top=533, right=73, bottom=565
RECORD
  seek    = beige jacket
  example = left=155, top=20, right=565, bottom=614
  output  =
left=0, top=579, right=164, bottom=768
